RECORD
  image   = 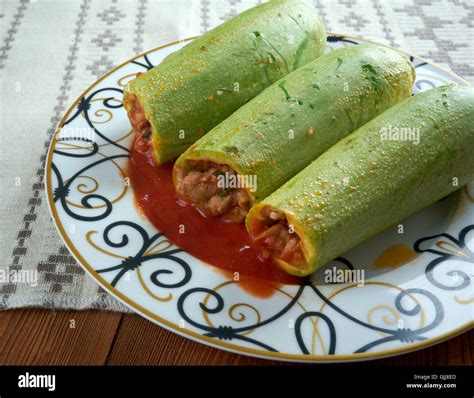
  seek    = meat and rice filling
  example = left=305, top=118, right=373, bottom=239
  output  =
left=250, top=206, right=305, bottom=267
left=124, top=89, right=151, bottom=135
left=175, top=160, right=251, bottom=223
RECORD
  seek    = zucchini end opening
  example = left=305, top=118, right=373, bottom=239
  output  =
left=124, top=91, right=151, bottom=137
left=248, top=205, right=309, bottom=275
left=174, top=159, right=252, bottom=223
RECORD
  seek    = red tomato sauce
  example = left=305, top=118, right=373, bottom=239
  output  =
left=129, top=138, right=300, bottom=297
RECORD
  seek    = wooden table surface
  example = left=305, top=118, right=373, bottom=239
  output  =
left=0, top=309, right=472, bottom=365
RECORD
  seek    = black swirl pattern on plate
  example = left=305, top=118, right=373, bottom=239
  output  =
left=176, top=280, right=444, bottom=354
left=415, top=225, right=473, bottom=291
left=52, top=85, right=130, bottom=221
left=95, top=221, right=189, bottom=288
left=131, top=54, right=154, bottom=71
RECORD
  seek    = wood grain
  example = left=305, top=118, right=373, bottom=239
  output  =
left=0, top=309, right=471, bottom=365
left=0, top=309, right=122, bottom=365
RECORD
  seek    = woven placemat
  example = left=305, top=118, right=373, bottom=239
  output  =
left=1, top=0, right=472, bottom=311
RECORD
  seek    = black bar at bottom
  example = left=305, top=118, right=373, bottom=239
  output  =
left=0, top=365, right=471, bottom=396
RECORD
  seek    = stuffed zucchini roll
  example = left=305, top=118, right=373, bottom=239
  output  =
left=174, top=44, right=415, bottom=222
left=124, top=0, right=326, bottom=164
left=246, top=84, right=474, bottom=276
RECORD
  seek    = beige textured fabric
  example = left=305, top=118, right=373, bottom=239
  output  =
left=0, top=0, right=472, bottom=311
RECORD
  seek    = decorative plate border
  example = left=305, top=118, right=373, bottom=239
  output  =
left=45, top=33, right=473, bottom=362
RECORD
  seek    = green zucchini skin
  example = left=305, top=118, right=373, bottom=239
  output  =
left=174, top=44, right=415, bottom=203
left=246, top=84, right=474, bottom=276
left=125, top=0, right=326, bottom=164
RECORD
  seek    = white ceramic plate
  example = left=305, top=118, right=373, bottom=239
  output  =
left=46, top=34, right=473, bottom=362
